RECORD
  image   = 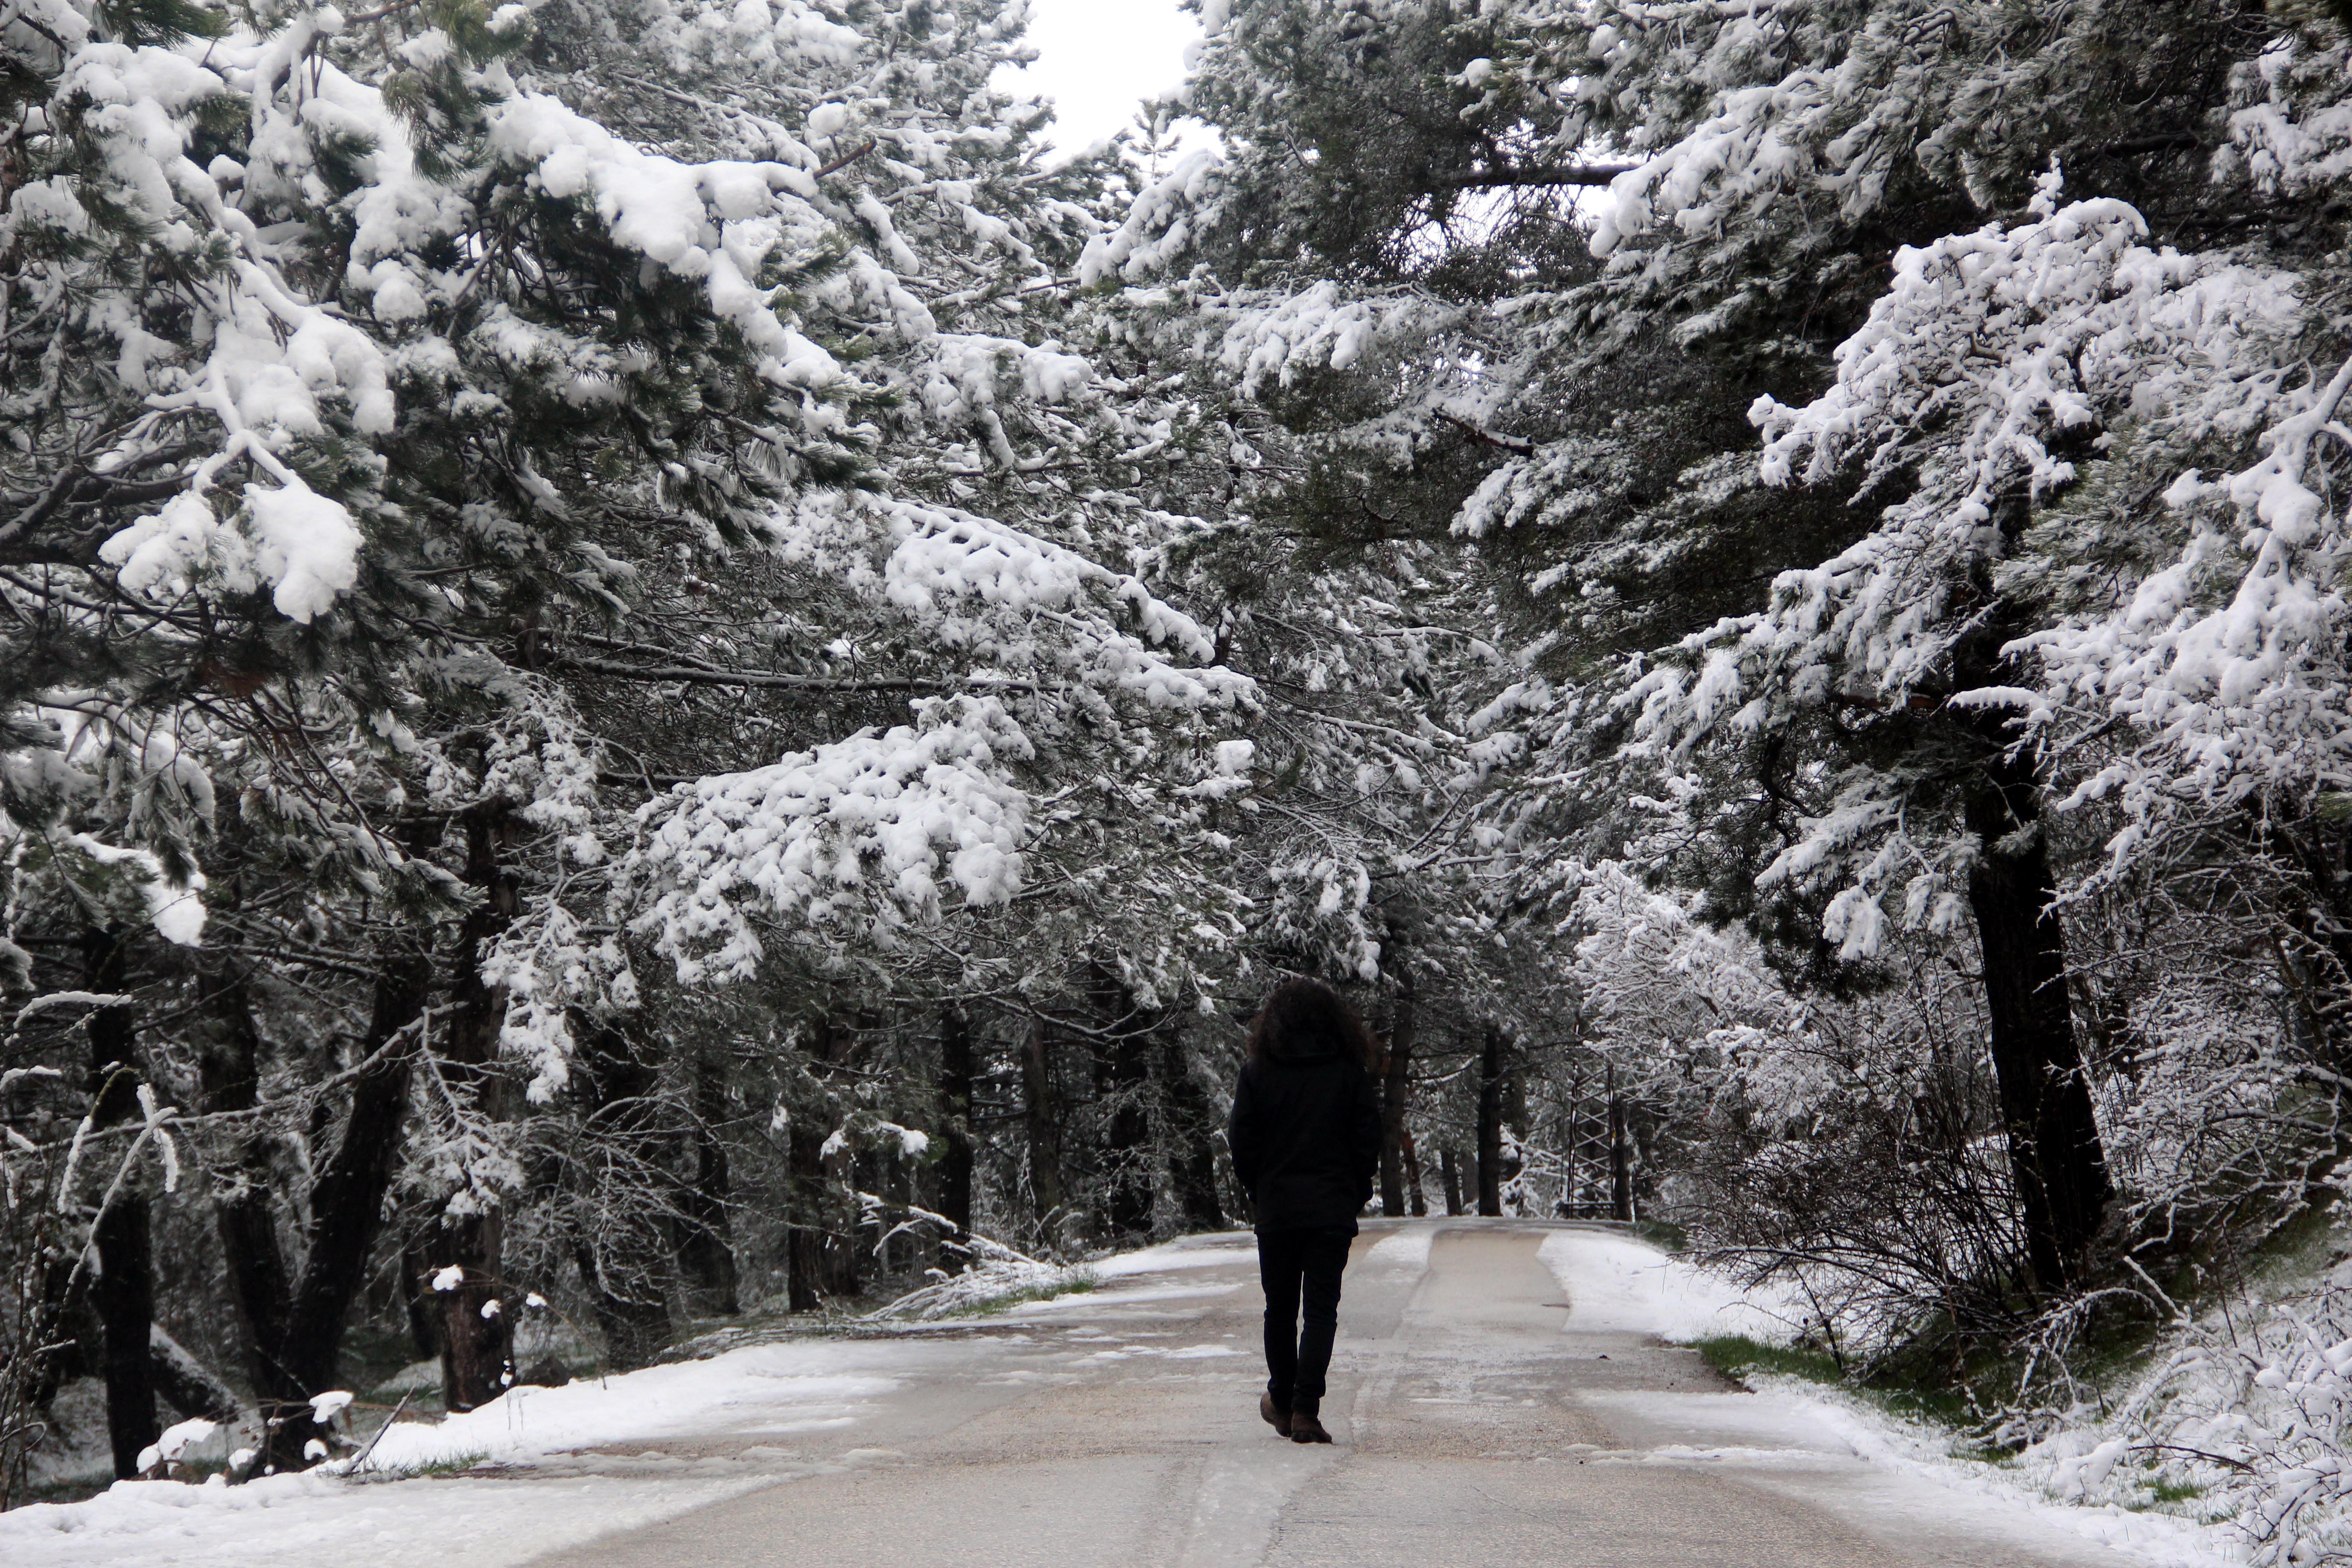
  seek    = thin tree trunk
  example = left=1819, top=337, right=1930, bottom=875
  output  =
left=677, top=1045, right=740, bottom=1315
left=1965, top=764, right=2113, bottom=1289
left=398, top=1244, right=439, bottom=1359
left=83, top=928, right=157, bottom=1480
left=937, top=1009, right=976, bottom=1236
left=1090, top=973, right=1153, bottom=1239
left=1022, top=1020, right=1064, bottom=1221
left=1401, top=1131, right=1427, bottom=1217
left=1441, top=1147, right=1463, bottom=1216
left=572, top=1018, right=675, bottom=1366
left=819, top=1020, right=862, bottom=1297
left=1476, top=1025, right=1507, bottom=1217
left=264, top=947, right=431, bottom=1470
left=426, top=802, right=518, bottom=1411
left=1378, top=979, right=1416, bottom=1216
left=1159, top=1037, right=1225, bottom=1232
left=1607, top=1063, right=1633, bottom=1223
left=785, top=1088, right=825, bottom=1312
left=195, top=970, right=296, bottom=1425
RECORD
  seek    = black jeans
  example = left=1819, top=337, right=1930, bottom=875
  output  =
left=1256, top=1226, right=1352, bottom=1415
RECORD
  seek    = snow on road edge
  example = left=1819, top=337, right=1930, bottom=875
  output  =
left=1540, top=1229, right=2240, bottom=1568
left=0, top=1232, right=1251, bottom=1568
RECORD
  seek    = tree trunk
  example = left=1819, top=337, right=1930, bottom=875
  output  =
left=937, top=1009, right=976, bottom=1236
left=572, top=1018, right=675, bottom=1366
left=1088, top=974, right=1154, bottom=1240
left=677, top=1045, right=740, bottom=1315
left=571, top=1230, right=672, bottom=1371
left=1965, top=764, right=2113, bottom=1290
left=1378, top=980, right=1416, bottom=1216
left=397, top=1243, right=439, bottom=1359
left=1441, top=1147, right=1463, bottom=1216
left=818, top=1020, right=862, bottom=1297
left=148, top=1326, right=241, bottom=1422
left=1607, top=1064, right=1633, bottom=1223
left=82, top=928, right=157, bottom=1481
left=1401, top=1131, right=1427, bottom=1217
left=195, top=970, right=295, bottom=1422
left=422, top=803, right=519, bottom=1411
left=1159, top=1037, right=1225, bottom=1232
left=785, top=1088, right=825, bottom=1312
left=264, top=947, right=431, bottom=1470
left=1476, top=1025, right=1507, bottom=1217
left=1022, top=1020, right=1064, bottom=1221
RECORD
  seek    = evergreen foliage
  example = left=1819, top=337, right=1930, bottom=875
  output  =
left=12, top=0, right=2352, bottom=1551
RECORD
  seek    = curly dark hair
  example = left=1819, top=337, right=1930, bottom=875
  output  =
left=1245, top=977, right=1379, bottom=1069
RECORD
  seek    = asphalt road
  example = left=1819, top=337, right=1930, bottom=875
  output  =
left=533, top=1220, right=2150, bottom=1568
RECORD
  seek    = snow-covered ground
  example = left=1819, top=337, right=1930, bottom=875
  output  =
left=0, top=1223, right=2254, bottom=1568
left=1538, top=1226, right=1807, bottom=1340
left=1535, top=1229, right=2241, bottom=1568
left=0, top=1240, right=1252, bottom=1568
left=0, top=1337, right=938, bottom=1568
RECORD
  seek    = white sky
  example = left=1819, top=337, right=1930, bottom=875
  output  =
left=1001, top=0, right=1207, bottom=158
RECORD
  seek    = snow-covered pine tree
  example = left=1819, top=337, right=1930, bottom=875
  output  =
left=1104, top=0, right=2352, bottom=1294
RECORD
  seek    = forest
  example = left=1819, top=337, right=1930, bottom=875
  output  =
left=8, top=0, right=2352, bottom=1554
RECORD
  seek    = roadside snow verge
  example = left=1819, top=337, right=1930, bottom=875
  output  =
left=1538, top=1227, right=1807, bottom=1341
left=0, top=1339, right=907, bottom=1568
left=1544, top=1228, right=2241, bottom=1567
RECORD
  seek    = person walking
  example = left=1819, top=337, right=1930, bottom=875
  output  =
left=1225, top=978, right=1383, bottom=1445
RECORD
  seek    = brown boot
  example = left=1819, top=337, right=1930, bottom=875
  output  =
left=1259, top=1392, right=1291, bottom=1437
left=1289, top=1405, right=1332, bottom=1444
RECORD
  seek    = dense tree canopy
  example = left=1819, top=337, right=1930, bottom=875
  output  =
left=13, top=0, right=2352, bottom=1550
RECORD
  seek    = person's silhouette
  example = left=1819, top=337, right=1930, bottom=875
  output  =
left=1225, top=978, right=1383, bottom=1444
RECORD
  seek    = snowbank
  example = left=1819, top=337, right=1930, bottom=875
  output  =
left=1545, top=1228, right=2238, bottom=1566
left=364, top=1342, right=899, bottom=1470
left=0, top=1339, right=911, bottom=1568
left=1584, top=1384, right=2234, bottom=1568
left=1539, top=1226, right=1807, bottom=1342
left=0, top=1232, right=1262, bottom=1567
left=0, top=1466, right=778, bottom=1568
left=1088, top=1230, right=1257, bottom=1279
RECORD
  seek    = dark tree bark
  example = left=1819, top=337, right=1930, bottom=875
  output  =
left=1441, top=1147, right=1464, bottom=1216
left=194, top=969, right=296, bottom=1416
left=784, top=1020, right=861, bottom=1305
left=429, top=801, right=519, bottom=1410
left=572, top=1018, right=675, bottom=1367
left=397, top=1243, right=439, bottom=1359
left=1022, top=1020, right=1064, bottom=1220
left=819, top=1020, right=863, bottom=1297
left=784, top=1084, right=826, bottom=1312
left=1401, top=1131, right=1427, bottom=1217
left=1476, top=1025, right=1508, bottom=1217
left=1607, top=1064, right=1633, bottom=1223
left=1378, top=979, right=1416, bottom=1216
left=261, top=946, right=432, bottom=1470
left=82, top=928, right=157, bottom=1480
left=1159, top=1037, right=1225, bottom=1233
left=1965, top=760, right=2113, bottom=1289
left=676, top=1046, right=740, bottom=1316
left=1093, top=979, right=1154, bottom=1240
left=936, top=1009, right=976, bottom=1236
left=1084, top=973, right=1154, bottom=1239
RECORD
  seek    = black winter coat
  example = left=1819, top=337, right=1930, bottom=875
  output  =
left=1226, top=1037, right=1382, bottom=1232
